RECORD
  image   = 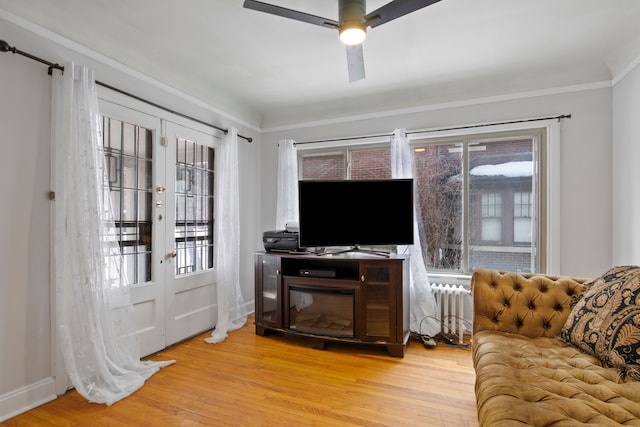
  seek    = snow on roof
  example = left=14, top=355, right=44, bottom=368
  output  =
left=470, top=161, right=532, bottom=178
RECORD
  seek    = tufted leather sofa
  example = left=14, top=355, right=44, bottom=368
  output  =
left=471, top=268, right=640, bottom=426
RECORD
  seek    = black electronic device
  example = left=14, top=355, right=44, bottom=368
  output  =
left=262, top=230, right=303, bottom=253
left=299, top=269, right=337, bottom=278
left=297, top=179, right=414, bottom=255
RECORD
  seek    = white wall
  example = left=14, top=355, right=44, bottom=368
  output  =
left=260, top=87, right=614, bottom=279
left=613, top=62, right=640, bottom=265
left=0, top=30, right=54, bottom=416
left=0, top=16, right=262, bottom=420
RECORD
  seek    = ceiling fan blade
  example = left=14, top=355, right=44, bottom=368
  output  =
left=243, top=0, right=339, bottom=29
left=346, top=44, right=365, bottom=83
left=365, top=0, right=441, bottom=28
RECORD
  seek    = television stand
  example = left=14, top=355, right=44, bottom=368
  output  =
left=317, top=245, right=390, bottom=257
left=254, top=252, right=410, bottom=357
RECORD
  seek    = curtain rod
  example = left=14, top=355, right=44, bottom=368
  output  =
left=0, top=39, right=253, bottom=143
left=295, top=114, right=572, bottom=145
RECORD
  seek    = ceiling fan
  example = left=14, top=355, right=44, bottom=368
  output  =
left=243, top=0, right=442, bottom=82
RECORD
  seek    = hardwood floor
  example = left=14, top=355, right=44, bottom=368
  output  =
left=3, top=317, right=479, bottom=426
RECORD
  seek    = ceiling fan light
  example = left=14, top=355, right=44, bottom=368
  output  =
left=340, top=27, right=366, bottom=45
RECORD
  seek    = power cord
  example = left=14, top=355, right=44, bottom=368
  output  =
left=412, top=315, right=472, bottom=349
left=410, top=331, right=437, bottom=348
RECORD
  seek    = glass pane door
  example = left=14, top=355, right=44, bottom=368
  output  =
left=98, top=100, right=166, bottom=358
left=164, top=122, right=218, bottom=345
left=362, top=264, right=391, bottom=338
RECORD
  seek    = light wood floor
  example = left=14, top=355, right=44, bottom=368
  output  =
left=3, top=317, right=479, bottom=426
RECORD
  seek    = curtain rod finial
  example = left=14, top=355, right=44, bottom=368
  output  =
left=0, top=40, right=12, bottom=53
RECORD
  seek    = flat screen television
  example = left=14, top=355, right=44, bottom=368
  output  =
left=297, top=179, right=414, bottom=254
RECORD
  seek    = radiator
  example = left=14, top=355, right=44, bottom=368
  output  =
left=430, top=283, right=470, bottom=344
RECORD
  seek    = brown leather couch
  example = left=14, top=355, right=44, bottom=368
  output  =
left=471, top=268, right=640, bottom=426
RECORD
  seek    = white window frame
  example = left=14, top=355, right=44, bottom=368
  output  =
left=409, top=119, right=561, bottom=275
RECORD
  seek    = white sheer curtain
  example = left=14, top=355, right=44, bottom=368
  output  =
left=206, top=127, right=248, bottom=344
left=52, top=62, right=173, bottom=406
left=275, top=139, right=299, bottom=230
left=391, top=129, right=441, bottom=338
left=275, top=139, right=313, bottom=309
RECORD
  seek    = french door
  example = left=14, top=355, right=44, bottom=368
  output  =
left=99, top=101, right=219, bottom=356
left=164, top=122, right=218, bottom=346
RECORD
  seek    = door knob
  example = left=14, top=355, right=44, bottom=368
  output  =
left=167, top=251, right=177, bottom=259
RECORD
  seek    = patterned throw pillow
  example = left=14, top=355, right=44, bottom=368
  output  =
left=568, top=276, right=599, bottom=309
left=559, top=265, right=640, bottom=380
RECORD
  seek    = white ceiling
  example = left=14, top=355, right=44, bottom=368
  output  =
left=1, top=0, right=640, bottom=130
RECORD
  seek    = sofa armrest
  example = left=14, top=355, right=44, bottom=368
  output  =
left=471, top=268, right=591, bottom=338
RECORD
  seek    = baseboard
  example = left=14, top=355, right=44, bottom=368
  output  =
left=0, top=377, right=57, bottom=422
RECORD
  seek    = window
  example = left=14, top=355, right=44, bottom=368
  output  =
left=101, top=116, right=153, bottom=285
left=514, top=191, right=532, bottom=243
left=350, top=147, right=391, bottom=179
left=415, top=133, right=541, bottom=273
left=481, top=193, right=502, bottom=242
left=298, top=128, right=546, bottom=275
left=174, top=137, right=215, bottom=275
left=300, top=145, right=391, bottom=181
left=101, top=117, right=216, bottom=281
left=301, top=152, right=345, bottom=180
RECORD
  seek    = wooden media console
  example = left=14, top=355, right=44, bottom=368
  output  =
left=254, top=252, right=410, bottom=357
